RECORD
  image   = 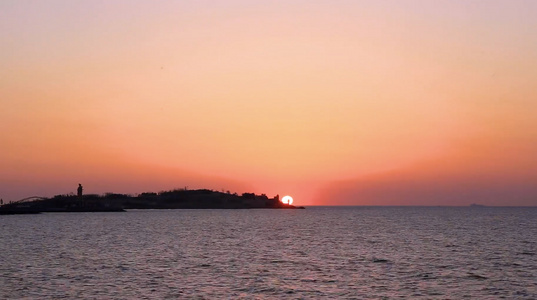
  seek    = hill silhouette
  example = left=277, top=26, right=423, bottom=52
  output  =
left=0, top=188, right=303, bottom=214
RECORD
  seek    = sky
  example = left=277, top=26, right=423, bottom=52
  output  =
left=1, top=0, right=536, bottom=205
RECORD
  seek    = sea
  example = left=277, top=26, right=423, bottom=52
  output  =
left=1, top=206, right=536, bottom=299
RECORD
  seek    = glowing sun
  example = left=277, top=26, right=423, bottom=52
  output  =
left=282, top=195, right=293, bottom=205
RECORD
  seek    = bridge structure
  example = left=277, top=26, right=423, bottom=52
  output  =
left=12, top=196, right=48, bottom=204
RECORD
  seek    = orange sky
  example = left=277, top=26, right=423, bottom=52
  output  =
left=1, top=1, right=536, bottom=205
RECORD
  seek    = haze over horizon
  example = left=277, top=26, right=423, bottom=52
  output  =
left=2, top=1, right=536, bottom=206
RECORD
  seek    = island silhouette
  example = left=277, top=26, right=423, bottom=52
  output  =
left=0, top=187, right=304, bottom=215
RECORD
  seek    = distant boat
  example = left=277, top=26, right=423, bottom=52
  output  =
left=469, top=203, right=486, bottom=207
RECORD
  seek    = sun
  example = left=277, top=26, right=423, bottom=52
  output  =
left=281, top=195, right=293, bottom=205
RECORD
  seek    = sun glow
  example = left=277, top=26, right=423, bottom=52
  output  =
left=282, top=195, right=293, bottom=205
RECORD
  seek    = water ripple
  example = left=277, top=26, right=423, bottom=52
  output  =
left=1, top=207, right=537, bottom=298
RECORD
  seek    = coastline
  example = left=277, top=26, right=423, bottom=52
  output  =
left=0, top=189, right=304, bottom=215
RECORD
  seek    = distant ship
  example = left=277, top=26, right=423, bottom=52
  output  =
left=469, top=203, right=486, bottom=207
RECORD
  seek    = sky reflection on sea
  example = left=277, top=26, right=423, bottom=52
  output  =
left=1, top=207, right=536, bottom=298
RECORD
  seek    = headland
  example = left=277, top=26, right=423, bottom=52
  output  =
left=0, top=189, right=304, bottom=215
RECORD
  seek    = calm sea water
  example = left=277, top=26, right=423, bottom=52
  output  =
left=1, top=207, right=536, bottom=299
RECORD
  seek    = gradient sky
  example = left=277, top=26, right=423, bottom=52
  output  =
left=1, top=1, right=536, bottom=205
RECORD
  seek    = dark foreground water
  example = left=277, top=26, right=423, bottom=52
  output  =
left=1, top=207, right=536, bottom=299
